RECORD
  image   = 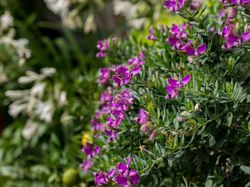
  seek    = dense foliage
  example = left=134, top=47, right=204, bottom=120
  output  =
left=0, top=0, right=163, bottom=186
left=82, top=0, right=250, bottom=186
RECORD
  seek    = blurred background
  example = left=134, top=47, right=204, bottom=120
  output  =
left=0, top=0, right=167, bottom=186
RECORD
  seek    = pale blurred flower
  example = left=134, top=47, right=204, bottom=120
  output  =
left=36, top=100, right=55, bottom=123
left=0, top=11, right=13, bottom=30
left=44, top=0, right=70, bottom=18
left=22, top=120, right=39, bottom=140
left=31, top=83, right=46, bottom=97
left=41, top=67, right=56, bottom=77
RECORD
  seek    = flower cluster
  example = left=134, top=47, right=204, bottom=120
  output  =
left=165, top=74, right=191, bottom=99
left=219, top=24, right=250, bottom=49
left=220, top=0, right=250, bottom=6
left=98, top=67, right=111, bottom=86
left=164, top=0, right=186, bottom=12
left=167, top=24, right=207, bottom=56
left=91, top=89, right=134, bottom=142
left=94, top=158, right=139, bottom=187
left=112, top=53, right=145, bottom=87
left=96, top=39, right=110, bottom=58
left=80, top=143, right=100, bottom=173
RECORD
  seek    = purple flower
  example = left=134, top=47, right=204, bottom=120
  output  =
left=178, top=74, right=191, bottom=87
left=139, top=52, right=145, bottom=60
left=105, top=129, right=119, bottom=142
left=98, top=67, right=110, bottom=86
left=195, top=43, right=207, bottom=57
left=96, top=51, right=106, bottom=58
left=241, top=32, right=250, bottom=43
left=165, top=75, right=191, bottom=99
left=100, top=88, right=113, bottom=106
left=220, top=0, right=250, bottom=6
left=94, top=172, right=109, bottom=186
left=164, top=0, right=186, bottom=12
left=181, top=41, right=195, bottom=55
left=106, top=116, right=122, bottom=128
left=165, top=85, right=179, bottom=99
left=96, top=39, right=110, bottom=58
left=135, top=109, right=149, bottom=125
left=114, top=159, right=140, bottom=187
left=128, top=57, right=145, bottom=76
left=219, top=24, right=242, bottom=48
left=147, top=28, right=156, bottom=40
left=82, top=144, right=100, bottom=158
left=80, top=159, right=92, bottom=173
left=97, top=39, right=109, bottom=51
left=91, top=117, right=104, bottom=131
left=112, top=65, right=132, bottom=87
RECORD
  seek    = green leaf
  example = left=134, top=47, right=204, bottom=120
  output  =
left=240, top=165, right=250, bottom=174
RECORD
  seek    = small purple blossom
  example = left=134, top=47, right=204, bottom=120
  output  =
left=97, top=39, right=109, bottom=51
left=82, top=144, right=100, bottom=158
left=105, top=129, right=119, bottom=142
left=96, top=39, right=110, bottom=58
left=80, top=159, right=92, bottom=173
left=241, top=32, right=250, bottom=43
left=112, top=65, right=132, bottom=87
left=128, top=56, right=145, bottom=76
left=147, top=28, right=156, bottom=40
left=96, top=51, right=106, bottom=58
left=106, top=116, right=122, bottom=128
left=91, top=117, right=105, bottom=131
left=164, top=0, right=186, bottom=12
left=94, top=172, right=109, bottom=186
left=219, top=24, right=243, bottom=48
left=195, top=43, right=207, bottom=57
left=168, top=24, right=207, bottom=56
left=220, top=0, right=250, bottom=6
left=98, top=67, right=110, bottom=86
left=135, top=109, right=149, bottom=125
left=165, top=75, right=191, bottom=99
left=114, top=159, right=140, bottom=187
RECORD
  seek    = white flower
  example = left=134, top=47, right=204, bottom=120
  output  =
left=0, top=11, right=13, bottom=30
left=22, top=120, right=39, bottom=140
left=5, top=90, right=29, bottom=99
left=44, top=0, right=70, bottom=18
left=58, top=91, right=67, bottom=106
left=41, top=67, right=56, bottom=77
left=36, top=100, right=54, bottom=123
left=31, top=83, right=46, bottom=97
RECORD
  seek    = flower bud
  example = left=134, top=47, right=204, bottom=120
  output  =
left=148, top=129, right=158, bottom=141
left=228, top=8, right=237, bottom=19
left=194, top=103, right=201, bottom=112
left=176, top=116, right=187, bottom=122
left=140, top=123, right=152, bottom=135
left=190, top=1, right=201, bottom=10
left=180, top=111, right=192, bottom=117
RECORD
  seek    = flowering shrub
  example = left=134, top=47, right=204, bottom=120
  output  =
left=81, top=0, right=250, bottom=186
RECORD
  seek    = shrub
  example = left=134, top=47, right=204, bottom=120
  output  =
left=82, top=1, right=250, bottom=186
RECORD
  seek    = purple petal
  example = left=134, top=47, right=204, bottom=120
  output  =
left=241, top=32, right=250, bottom=43
left=129, top=170, right=140, bottom=185
left=196, top=43, right=207, bottom=56
left=181, top=75, right=191, bottom=86
left=115, top=175, right=128, bottom=186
